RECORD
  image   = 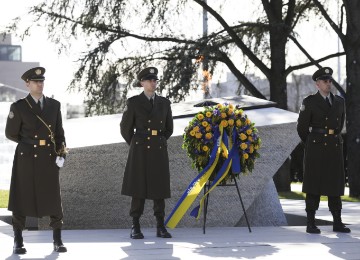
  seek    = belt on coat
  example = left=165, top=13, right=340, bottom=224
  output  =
left=135, top=129, right=165, bottom=136
left=311, top=127, right=338, bottom=135
left=20, top=137, right=51, bottom=146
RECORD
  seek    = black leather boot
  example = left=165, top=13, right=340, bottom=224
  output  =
left=130, top=217, right=144, bottom=239
left=331, top=210, right=351, bottom=233
left=306, top=210, right=321, bottom=234
left=13, top=229, right=27, bottom=254
left=53, top=229, right=67, bottom=252
left=156, top=216, right=172, bottom=238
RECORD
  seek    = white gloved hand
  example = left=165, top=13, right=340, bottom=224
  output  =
left=56, top=156, right=65, bottom=168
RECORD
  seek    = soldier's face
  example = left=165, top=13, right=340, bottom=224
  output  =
left=316, top=79, right=332, bottom=96
left=26, top=80, right=44, bottom=96
left=141, top=79, right=157, bottom=92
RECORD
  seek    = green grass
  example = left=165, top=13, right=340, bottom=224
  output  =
left=278, top=191, right=360, bottom=202
left=0, top=190, right=9, bottom=208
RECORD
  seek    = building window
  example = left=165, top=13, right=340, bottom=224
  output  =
left=0, top=45, right=22, bottom=61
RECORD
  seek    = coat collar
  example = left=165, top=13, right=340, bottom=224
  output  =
left=315, top=91, right=335, bottom=111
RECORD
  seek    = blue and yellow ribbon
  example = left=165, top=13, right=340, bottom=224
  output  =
left=190, top=127, right=241, bottom=219
left=165, top=126, right=224, bottom=229
left=165, top=125, right=242, bottom=228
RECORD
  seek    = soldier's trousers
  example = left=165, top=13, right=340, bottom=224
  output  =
left=12, top=213, right=63, bottom=231
left=305, top=193, right=342, bottom=211
left=130, top=198, right=165, bottom=218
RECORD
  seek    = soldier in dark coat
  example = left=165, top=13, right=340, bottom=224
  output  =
left=5, top=67, right=68, bottom=254
left=120, top=67, right=173, bottom=239
left=297, top=67, right=350, bottom=234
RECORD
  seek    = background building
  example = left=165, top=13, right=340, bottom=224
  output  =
left=0, top=33, right=39, bottom=101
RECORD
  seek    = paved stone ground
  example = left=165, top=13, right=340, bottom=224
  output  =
left=1, top=199, right=359, bottom=260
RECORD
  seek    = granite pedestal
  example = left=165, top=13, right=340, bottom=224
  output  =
left=37, top=96, right=300, bottom=230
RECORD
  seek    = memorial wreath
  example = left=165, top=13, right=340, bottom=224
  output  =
left=165, top=103, right=261, bottom=228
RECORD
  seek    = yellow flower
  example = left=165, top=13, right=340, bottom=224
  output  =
left=240, top=143, right=248, bottom=150
left=217, top=104, right=223, bottom=109
left=228, top=119, right=234, bottom=126
left=205, top=133, right=212, bottom=139
left=229, top=104, right=234, bottom=109
left=202, top=145, right=209, bottom=152
left=206, top=125, right=212, bottom=132
left=227, top=109, right=233, bottom=115
left=197, top=114, right=204, bottom=120
left=248, top=136, right=253, bottom=142
left=221, top=120, right=228, bottom=127
left=195, top=132, right=202, bottom=139
left=236, top=119, right=242, bottom=127
left=239, top=133, right=247, bottom=140
left=193, top=126, right=200, bottom=132
left=202, top=121, right=209, bottom=127
left=249, top=145, right=254, bottom=154
left=243, top=153, right=249, bottom=159
left=206, top=111, right=212, bottom=117
left=190, top=130, right=196, bottom=136
left=246, top=129, right=252, bottom=135
left=221, top=112, right=227, bottom=119
left=255, top=144, right=259, bottom=150
left=235, top=109, right=243, bottom=116
left=245, top=118, right=251, bottom=125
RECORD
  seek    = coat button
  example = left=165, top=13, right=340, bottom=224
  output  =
left=148, top=120, right=151, bottom=123
left=48, top=144, right=50, bottom=146
left=148, top=128, right=150, bottom=131
left=160, top=121, right=163, bottom=123
left=136, top=142, right=138, bottom=144
left=20, top=152, right=23, bottom=155
left=35, top=135, right=38, bottom=138
left=34, top=145, right=37, bottom=148
left=147, top=146, right=150, bottom=149
left=325, top=126, right=328, bottom=129
left=147, top=137, right=150, bottom=140
left=49, top=135, right=51, bottom=137
left=49, top=124, right=51, bottom=127
left=49, top=153, right=52, bottom=156
left=34, top=154, right=38, bottom=158
left=160, top=146, right=162, bottom=149
left=324, top=134, right=327, bottom=137
left=324, top=143, right=327, bottom=146
left=313, top=140, right=316, bottom=143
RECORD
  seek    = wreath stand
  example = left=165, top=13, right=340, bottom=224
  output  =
left=202, top=173, right=252, bottom=234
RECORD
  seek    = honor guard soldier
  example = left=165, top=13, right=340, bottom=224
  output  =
left=120, top=66, right=173, bottom=239
left=5, top=67, right=68, bottom=254
left=297, top=67, right=350, bottom=234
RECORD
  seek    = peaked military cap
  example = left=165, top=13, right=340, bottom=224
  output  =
left=137, top=67, right=159, bottom=81
left=312, top=67, right=333, bottom=81
left=21, top=67, right=46, bottom=82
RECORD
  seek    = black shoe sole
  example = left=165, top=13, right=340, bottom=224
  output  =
left=54, top=245, right=67, bottom=253
left=157, top=233, right=172, bottom=238
left=13, top=248, right=27, bottom=254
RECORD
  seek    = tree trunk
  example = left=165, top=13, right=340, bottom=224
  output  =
left=345, top=1, right=360, bottom=197
left=269, top=28, right=288, bottom=110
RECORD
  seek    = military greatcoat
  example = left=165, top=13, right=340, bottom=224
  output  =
left=120, top=92, right=173, bottom=199
left=297, top=91, right=345, bottom=196
left=5, top=94, right=66, bottom=217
